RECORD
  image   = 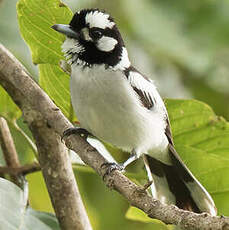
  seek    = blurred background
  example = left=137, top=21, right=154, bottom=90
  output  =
left=1, top=0, right=229, bottom=119
left=0, top=0, right=229, bottom=229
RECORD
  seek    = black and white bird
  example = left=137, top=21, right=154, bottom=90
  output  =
left=52, top=9, right=217, bottom=215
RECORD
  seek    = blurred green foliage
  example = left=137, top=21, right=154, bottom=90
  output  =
left=1, top=0, right=229, bottom=229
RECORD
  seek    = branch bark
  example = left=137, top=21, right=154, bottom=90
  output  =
left=0, top=45, right=92, bottom=230
left=0, top=116, right=22, bottom=187
left=0, top=44, right=229, bottom=230
left=0, top=162, right=40, bottom=175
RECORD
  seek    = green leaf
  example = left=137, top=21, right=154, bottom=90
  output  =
left=127, top=99, right=229, bottom=221
left=7, top=121, right=37, bottom=164
left=166, top=99, right=229, bottom=215
left=212, top=192, right=229, bottom=217
left=26, top=208, right=59, bottom=229
left=175, top=145, right=229, bottom=189
left=125, top=206, right=173, bottom=229
left=167, top=99, right=229, bottom=151
left=0, top=87, right=36, bottom=163
left=17, top=0, right=72, bottom=64
left=39, top=64, right=71, bottom=119
left=0, top=178, right=60, bottom=230
left=0, top=86, right=21, bottom=121
left=17, top=0, right=74, bottom=119
left=26, top=172, right=54, bottom=213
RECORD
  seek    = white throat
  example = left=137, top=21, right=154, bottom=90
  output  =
left=61, top=38, right=83, bottom=64
left=62, top=37, right=131, bottom=70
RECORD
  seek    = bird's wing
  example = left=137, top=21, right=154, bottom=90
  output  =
left=124, top=66, right=156, bottom=110
left=124, top=66, right=174, bottom=144
left=126, top=67, right=217, bottom=215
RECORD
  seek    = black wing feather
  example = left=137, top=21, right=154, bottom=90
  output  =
left=123, top=66, right=155, bottom=109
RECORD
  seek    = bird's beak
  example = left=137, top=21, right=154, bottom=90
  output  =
left=51, top=24, right=79, bottom=39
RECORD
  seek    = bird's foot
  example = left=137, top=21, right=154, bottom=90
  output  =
left=61, top=127, right=92, bottom=141
left=101, top=162, right=125, bottom=180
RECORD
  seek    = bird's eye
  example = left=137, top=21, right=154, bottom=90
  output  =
left=90, top=30, right=103, bottom=40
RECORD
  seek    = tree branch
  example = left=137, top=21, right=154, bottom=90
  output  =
left=0, top=162, right=40, bottom=175
left=0, top=45, right=92, bottom=230
left=0, top=116, right=23, bottom=187
left=0, top=44, right=229, bottom=230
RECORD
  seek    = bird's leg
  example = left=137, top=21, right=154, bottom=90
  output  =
left=120, top=150, right=139, bottom=169
left=101, top=149, right=138, bottom=179
left=61, top=127, right=93, bottom=141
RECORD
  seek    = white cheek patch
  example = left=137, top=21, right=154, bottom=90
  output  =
left=96, top=36, right=118, bottom=52
left=61, top=38, right=85, bottom=64
left=85, top=11, right=115, bottom=29
left=62, top=38, right=84, bottom=54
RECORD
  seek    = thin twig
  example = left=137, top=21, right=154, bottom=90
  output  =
left=0, top=117, right=22, bottom=187
left=0, top=44, right=229, bottom=230
left=0, top=162, right=40, bottom=175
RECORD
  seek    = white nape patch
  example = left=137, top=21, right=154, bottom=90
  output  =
left=113, top=47, right=130, bottom=70
left=85, top=11, right=115, bottom=29
left=96, top=36, right=118, bottom=52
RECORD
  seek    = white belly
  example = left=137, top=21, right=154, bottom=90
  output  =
left=70, top=64, right=168, bottom=158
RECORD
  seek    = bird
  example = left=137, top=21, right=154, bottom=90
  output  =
left=52, top=8, right=217, bottom=215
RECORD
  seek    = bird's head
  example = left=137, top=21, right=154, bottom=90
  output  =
left=52, top=9, right=130, bottom=69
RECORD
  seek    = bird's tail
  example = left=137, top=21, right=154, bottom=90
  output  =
left=143, top=144, right=217, bottom=215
